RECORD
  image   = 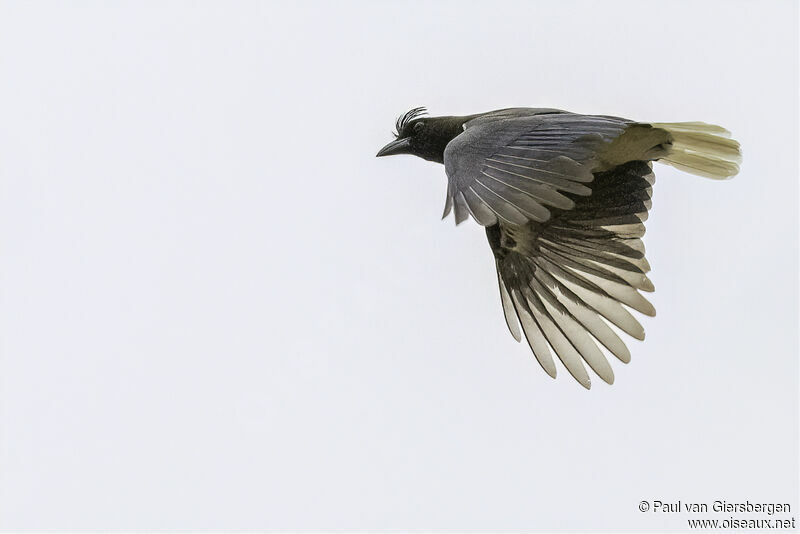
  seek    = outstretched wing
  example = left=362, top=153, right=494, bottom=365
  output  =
left=443, top=111, right=671, bottom=226
left=488, top=160, right=656, bottom=389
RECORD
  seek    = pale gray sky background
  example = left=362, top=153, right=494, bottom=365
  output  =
left=0, top=0, right=797, bottom=531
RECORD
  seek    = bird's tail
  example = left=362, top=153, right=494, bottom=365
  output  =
left=651, top=122, right=742, bottom=179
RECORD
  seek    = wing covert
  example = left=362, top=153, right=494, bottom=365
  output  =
left=444, top=112, right=631, bottom=226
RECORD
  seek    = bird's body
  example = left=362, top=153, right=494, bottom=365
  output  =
left=377, top=107, right=741, bottom=388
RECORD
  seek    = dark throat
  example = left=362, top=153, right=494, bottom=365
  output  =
left=418, top=116, right=469, bottom=163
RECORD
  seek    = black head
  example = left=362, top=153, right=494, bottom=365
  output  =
left=376, top=107, right=465, bottom=164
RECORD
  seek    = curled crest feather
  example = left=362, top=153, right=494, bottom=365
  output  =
left=394, top=106, right=427, bottom=137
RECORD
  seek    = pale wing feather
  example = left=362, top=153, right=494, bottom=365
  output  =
left=444, top=112, right=631, bottom=225
left=487, top=161, right=655, bottom=387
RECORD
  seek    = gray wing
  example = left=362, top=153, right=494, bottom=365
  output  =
left=489, top=160, right=656, bottom=389
left=443, top=112, right=633, bottom=226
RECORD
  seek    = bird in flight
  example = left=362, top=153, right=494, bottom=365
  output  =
left=376, top=107, right=741, bottom=388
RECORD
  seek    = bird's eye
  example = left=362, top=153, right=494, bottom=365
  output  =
left=414, top=122, right=425, bottom=132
